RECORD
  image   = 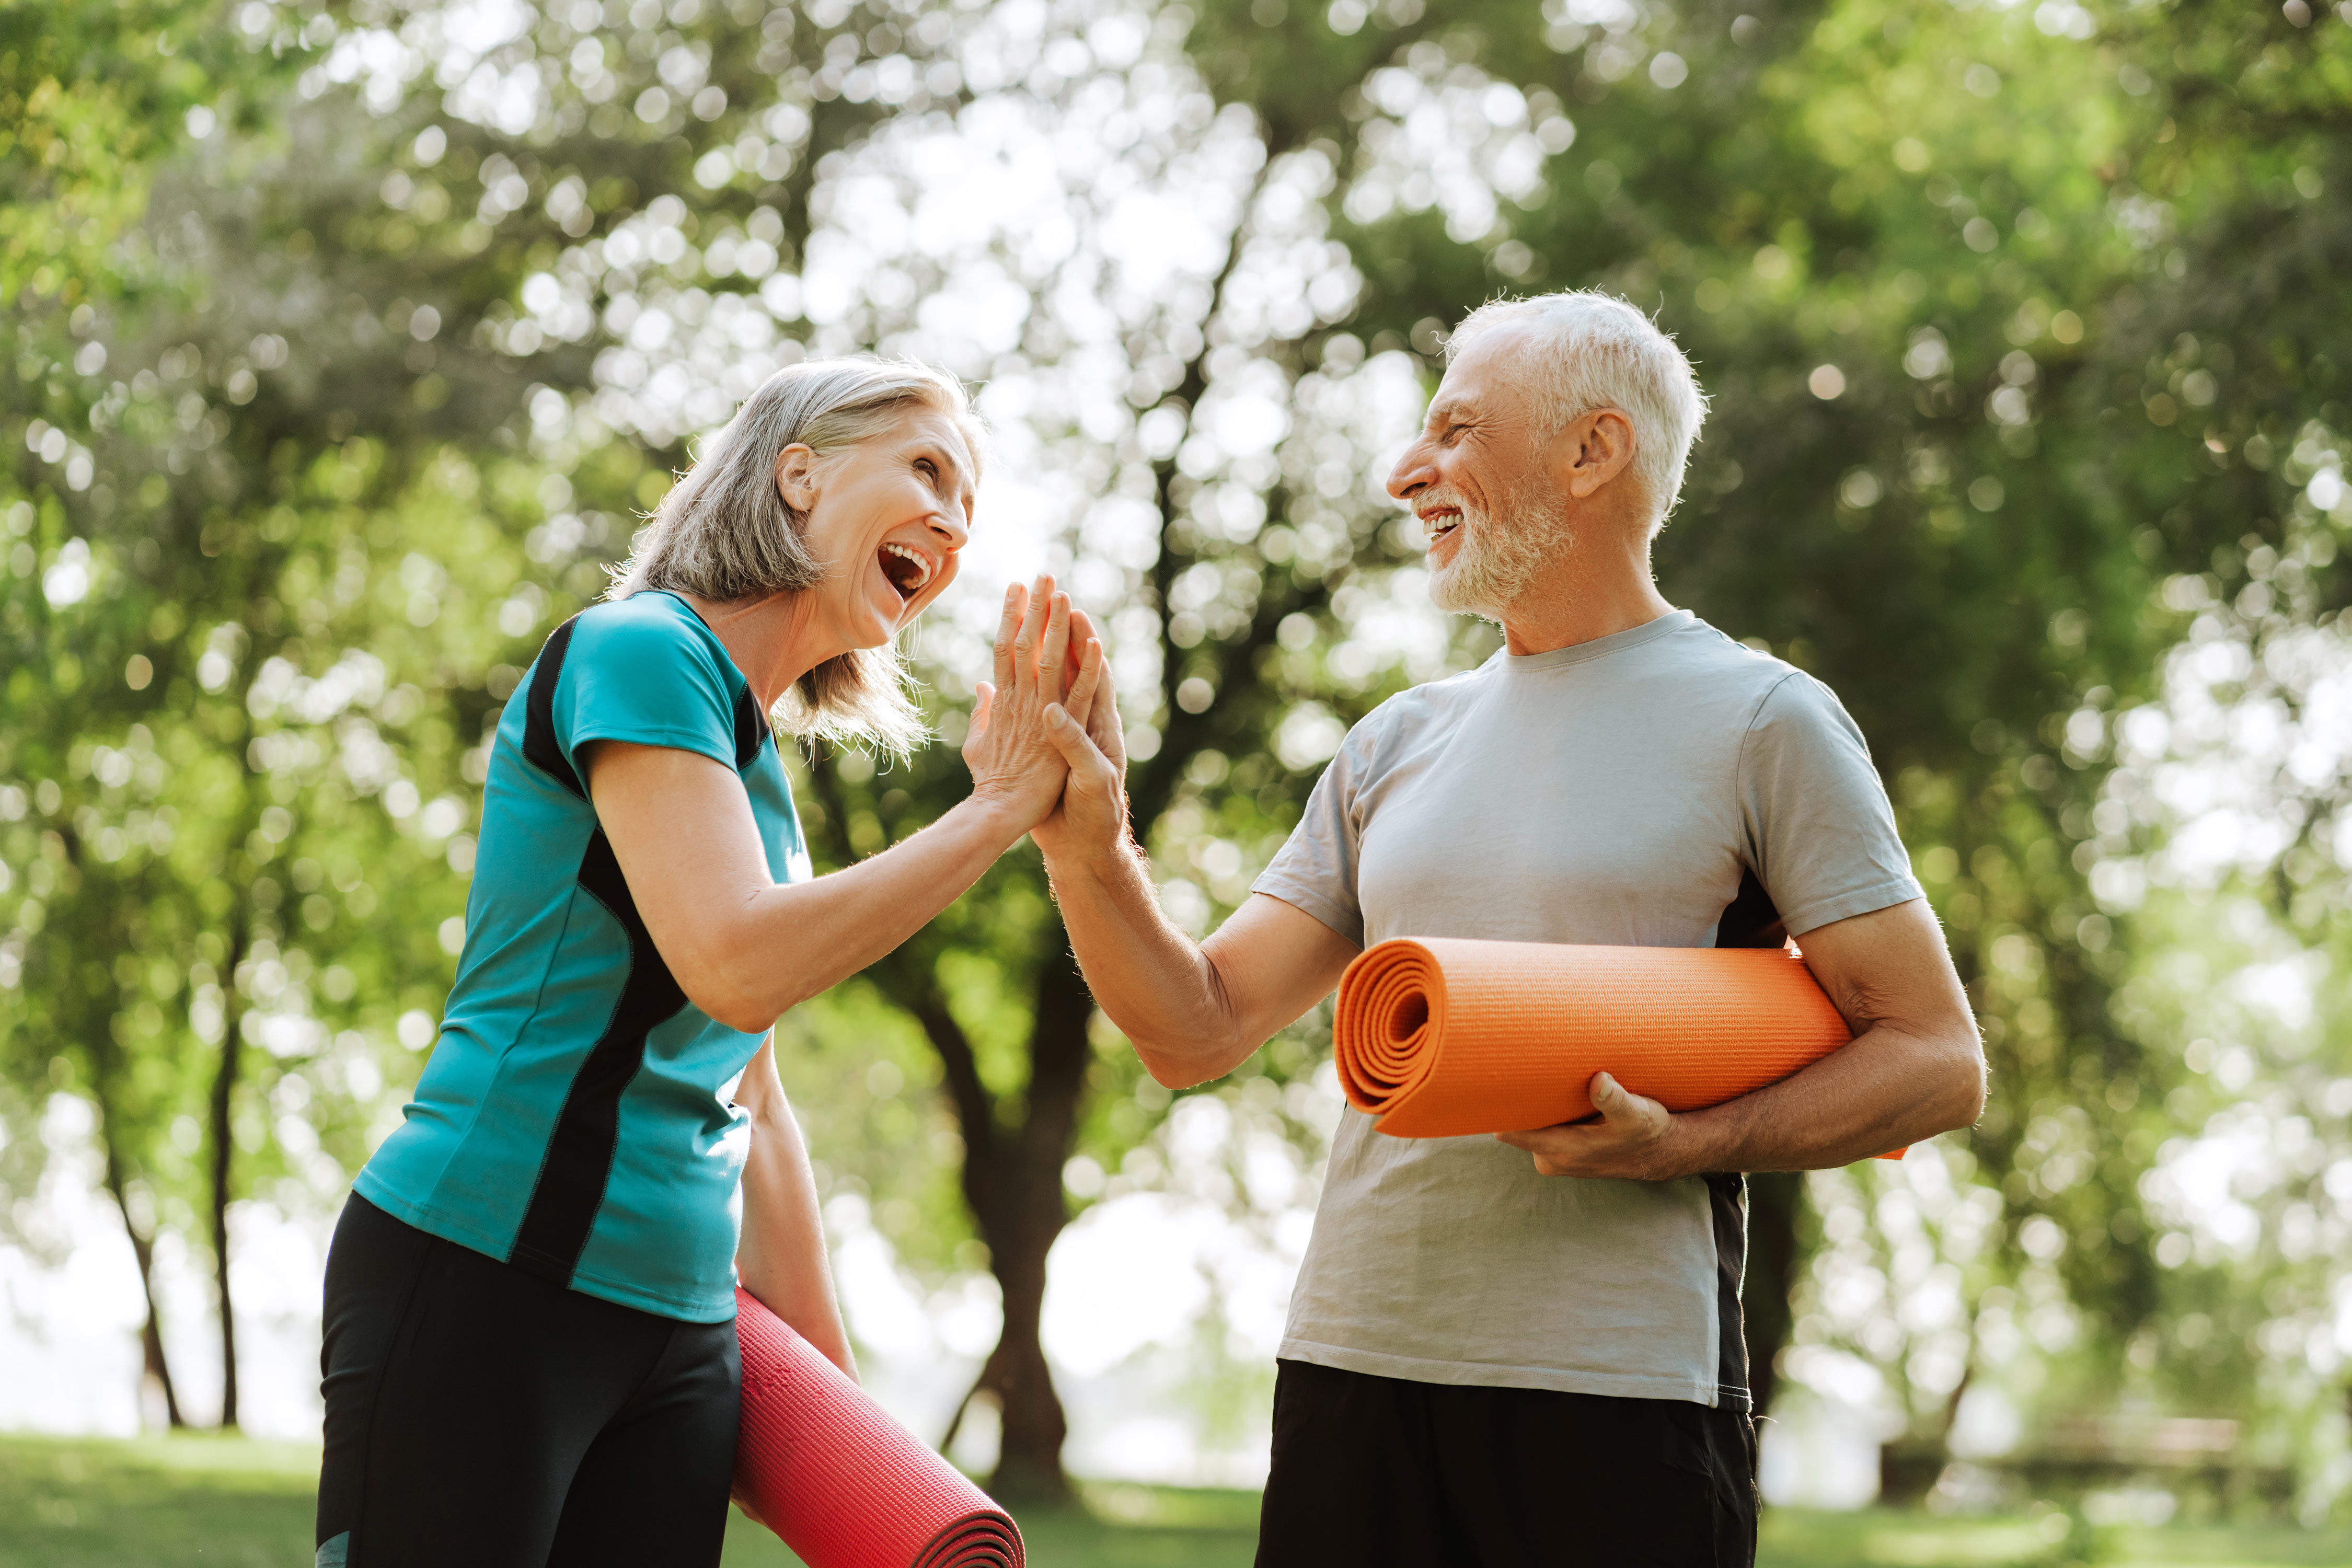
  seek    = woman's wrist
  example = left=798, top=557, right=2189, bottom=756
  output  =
left=955, top=783, right=1042, bottom=846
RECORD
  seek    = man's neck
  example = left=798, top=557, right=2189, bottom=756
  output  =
left=1498, top=568, right=1675, bottom=657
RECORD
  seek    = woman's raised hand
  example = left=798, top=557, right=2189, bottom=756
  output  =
left=963, top=575, right=1106, bottom=829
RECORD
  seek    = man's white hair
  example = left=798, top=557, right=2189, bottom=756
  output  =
left=1446, top=291, right=1709, bottom=534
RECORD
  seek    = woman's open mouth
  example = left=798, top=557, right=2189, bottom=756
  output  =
left=878, top=542, right=933, bottom=601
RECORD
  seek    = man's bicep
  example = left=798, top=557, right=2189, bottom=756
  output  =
left=1203, top=893, right=1361, bottom=1049
left=1793, top=898, right=1974, bottom=1041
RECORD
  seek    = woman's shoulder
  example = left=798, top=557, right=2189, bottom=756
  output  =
left=564, top=591, right=725, bottom=675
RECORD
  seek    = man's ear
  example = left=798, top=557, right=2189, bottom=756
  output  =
left=1559, top=409, right=1638, bottom=501
left=773, top=443, right=821, bottom=512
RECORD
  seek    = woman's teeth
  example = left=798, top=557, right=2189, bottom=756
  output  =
left=879, top=542, right=932, bottom=599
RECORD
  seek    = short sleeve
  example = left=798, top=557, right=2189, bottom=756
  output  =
left=1251, top=723, right=1374, bottom=948
left=554, top=603, right=741, bottom=776
left=1738, top=672, right=1924, bottom=937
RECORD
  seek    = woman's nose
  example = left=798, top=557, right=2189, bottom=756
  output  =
left=928, top=507, right=971, bottom=552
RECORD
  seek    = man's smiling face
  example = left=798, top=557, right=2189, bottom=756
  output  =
left=1386, top=327, right=1569, bottom=618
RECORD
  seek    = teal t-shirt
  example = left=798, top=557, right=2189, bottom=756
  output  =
left=356, top=590, right=809, bottom=1322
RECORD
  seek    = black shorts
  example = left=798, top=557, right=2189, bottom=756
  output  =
left=315, top=1194, right=741, bottom=1568
left=1253, top=1359, right=1757, bottom=1568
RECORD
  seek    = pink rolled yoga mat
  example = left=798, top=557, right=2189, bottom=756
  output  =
left=734, top=1287, right=1024, bottom=1568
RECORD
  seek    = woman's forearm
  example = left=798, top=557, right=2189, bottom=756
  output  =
left=734, top=1046, right=856, bottom=1380
left=590, top=737, right=1040, bottom=1034
left=702, top=792, right=1031, bottom=1030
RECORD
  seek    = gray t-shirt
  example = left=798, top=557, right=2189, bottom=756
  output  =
left=1253, top=609, right=1922, bottom=1408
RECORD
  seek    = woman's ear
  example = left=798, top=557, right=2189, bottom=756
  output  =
left=773, top=443, right=821, bottom=512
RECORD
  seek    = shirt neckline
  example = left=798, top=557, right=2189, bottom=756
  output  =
left=1497, top=608, right=1695, bottom=674
left=643, top=588, right=753, bottom=693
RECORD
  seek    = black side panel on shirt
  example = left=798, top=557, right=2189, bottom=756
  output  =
left=1714, top=867, right=1786, bottom=950
left=523, top=616, right=588, bottom=800
left=510, top=828, right=689, bottom=1284
left=731, top=684, right=769, bottom=770
left=1701, top=867, right=1780, bottom=1413
left=1704, top=1173, right=1751, bottom=1412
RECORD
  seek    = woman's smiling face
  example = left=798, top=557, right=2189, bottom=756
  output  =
left=775, top=404, right=976, bottom=655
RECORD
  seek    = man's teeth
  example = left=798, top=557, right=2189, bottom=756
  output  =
left=880, top=541, right=931, bottom=592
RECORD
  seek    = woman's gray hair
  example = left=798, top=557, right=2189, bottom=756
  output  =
left=606, top=356, right=984, bottom=756
left=1447, top=292, right=1709, bottom=536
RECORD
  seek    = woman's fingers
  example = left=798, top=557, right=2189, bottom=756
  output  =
left=1011, top=573, right=1054, bottom=699
left=1037, top=589, right=1072, bottom=698
left=967, top=681, right=995, bottom=741
left=993, top=584, right=1022, bottom=694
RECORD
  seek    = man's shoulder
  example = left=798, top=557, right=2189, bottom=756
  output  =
left=1346, top=657, right=1497, bottom=741
left=1653, top=616, right=1800, bottom=685
left=1650, top=619, right=1860, bottom=723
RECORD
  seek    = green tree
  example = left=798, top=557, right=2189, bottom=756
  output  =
left=1177, top=0, right=2352, bottom=1460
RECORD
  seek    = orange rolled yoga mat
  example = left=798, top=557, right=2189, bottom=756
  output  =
left=734, top=1288, right=1024, bottom=1568
left=1334, top=938, right=1901, bottom=1158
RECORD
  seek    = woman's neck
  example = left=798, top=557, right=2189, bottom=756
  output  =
left=673, top=589, right=833, bottom=710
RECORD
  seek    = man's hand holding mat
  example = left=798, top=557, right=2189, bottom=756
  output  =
left=1333, top=937, right=1913, bottom=1171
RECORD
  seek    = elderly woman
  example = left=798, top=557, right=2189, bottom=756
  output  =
left=313, top=359, right=1110, bottom=1568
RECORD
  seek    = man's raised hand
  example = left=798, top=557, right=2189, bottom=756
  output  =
left=1032, top=605, right=1128, bottom=862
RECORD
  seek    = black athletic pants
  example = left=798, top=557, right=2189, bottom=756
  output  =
left=315, top=1194, right=741, bottom=1568
left=1254, top=1359, right=1758, bottom=1568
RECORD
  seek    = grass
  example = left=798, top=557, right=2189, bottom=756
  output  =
left=2, top=1432, right=2347, bottom=1567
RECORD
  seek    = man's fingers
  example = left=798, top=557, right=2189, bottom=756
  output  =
left=1059, top=611, right=1091, bottom=700
left=1589, top=1071, right=1664, bottom=1129
left=1043, top=704, right=1112, bottom=778
left=993, top=585, right=1022, bottom=691
left=968, top=681, right=996, bottom=739
left=1064, top=637, right=1103, bottom=723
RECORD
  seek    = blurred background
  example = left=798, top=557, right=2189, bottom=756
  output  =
left=6, top=0, right=2352, bottom=1562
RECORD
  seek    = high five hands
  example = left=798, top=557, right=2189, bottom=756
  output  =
left=962, top=575, right=1128, bottom=849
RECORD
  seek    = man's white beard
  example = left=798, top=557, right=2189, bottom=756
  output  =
left=1425, top=481, right=1572, bottom=620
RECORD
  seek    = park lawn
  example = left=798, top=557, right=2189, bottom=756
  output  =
left=2, top=1433, right=2348, bottom=1567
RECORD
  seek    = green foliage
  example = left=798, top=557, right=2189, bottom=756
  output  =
left=10, top=0, right=2352, bottom=1490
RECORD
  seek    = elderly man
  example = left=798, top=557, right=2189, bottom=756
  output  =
left=1035, top=291, right=1984, bottom=1566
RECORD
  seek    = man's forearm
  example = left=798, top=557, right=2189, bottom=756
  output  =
left=1042, top=840, right=1247, bottom=1086
left=1675, top=1020, right=1985, bottom=1174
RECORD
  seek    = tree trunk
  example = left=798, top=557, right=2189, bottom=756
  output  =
left=889, top=922, right=1096, bottom=1503
left=1742, top=1170, right=1805, bottom=1419
left=207, top=924, right=248, bottom=1431
left=981, top=935, right=1093, bottom=1501
left=100, top=1141, right=185, bottom=1429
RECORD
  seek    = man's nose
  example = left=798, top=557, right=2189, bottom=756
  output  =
left=1387, top=437, right=1434, bottom=501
